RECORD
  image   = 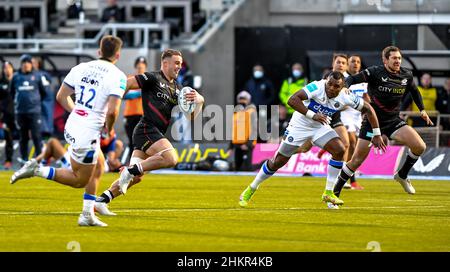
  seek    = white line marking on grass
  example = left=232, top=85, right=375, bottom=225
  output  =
left=0, top=205, right=445, bottom=215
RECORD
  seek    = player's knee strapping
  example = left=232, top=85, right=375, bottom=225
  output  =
left=155, top=147, right=174, bottom=157
left=128, top=157, right=144, bottom=176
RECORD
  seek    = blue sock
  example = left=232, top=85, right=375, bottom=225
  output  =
left=35, top=166, right=56, bottom=180
left=250, top=161, right=276, bottom=190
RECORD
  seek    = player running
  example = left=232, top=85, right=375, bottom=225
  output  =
left=94, top=49, right=204, bottom=215
left=340, top=55, right=369, bottom=190
left=238, top=71, right=386, bottom=208
left=316, top=55, right=350, bottom=165
left=333, top=46, right=433, bottom=198
left=10, top=35, right=126, bottom=227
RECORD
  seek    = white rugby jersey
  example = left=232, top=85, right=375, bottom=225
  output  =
left=289, top=79, right=364, bottom=129
left=63, top=59, right=127, bottom=130
left=341, top=82, right=368, bottom=123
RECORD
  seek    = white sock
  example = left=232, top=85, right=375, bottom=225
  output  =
left=82, top=193, right=96, bottom=216
left=325, top=159, right=343, bottom=191
left=250, top=161, right=276, bottom=190
left=34, top=166, right=56, bottom=180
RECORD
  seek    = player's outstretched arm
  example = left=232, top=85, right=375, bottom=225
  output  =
left=408, top=80, right=434, bottom=126
left=287, top=89, right=330, bottom=125
left=56, top=83, right=75, bottom=112
left=125, top=76, right=140, bottom=93
left=345, top=70, right=368, bottom=87
left=360, top=101, right=386, bottom=152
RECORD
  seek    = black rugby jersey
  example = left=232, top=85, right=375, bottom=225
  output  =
left=135, top=70, right=181, bottom=132
left=346, top=66, right=424, bottom=118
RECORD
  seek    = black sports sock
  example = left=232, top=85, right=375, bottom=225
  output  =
left=96, top=190, right=114, bottom=203
left=128, top=163, right=143, bottom=176
left=333, top=165, right=355, bottom=197
left=350, top=175, right=356, bottom=184
left=397, top=150, right=420, bottom=179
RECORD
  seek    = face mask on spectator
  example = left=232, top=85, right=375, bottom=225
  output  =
left=253, top=70, right=263, bottom=79
left=292, top=69, right=302, bottom=78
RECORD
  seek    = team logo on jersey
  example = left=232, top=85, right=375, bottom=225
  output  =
left=288, top=136, right=294, bottom=142
left=160, top=82, right=167, bottom=88
left=401, top=79, right=408, bottom=86
left=382, top=77, right=389, bottom=82
left=334, top=102, right=340, bottom=108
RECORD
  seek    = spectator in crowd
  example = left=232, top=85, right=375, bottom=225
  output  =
left=0, top=61, right=15, bottom=169
left=10, top=54, right=46, bottom=162
left=402, top=73, right=437, bottom=127
left=32, top=56, right=54, bottom=139
left=229, top=91, right=257, bottom=171
left=101, top=0, right=125, bottom=23
left=123, top=57, right=146, bottom=163
left=436, top=77, right=450, bottom=130
left=279, top=63, right=308, bottom=120
left=67, top=0, right=84, bottom=20
left=245, top=64, right=276, bottom=114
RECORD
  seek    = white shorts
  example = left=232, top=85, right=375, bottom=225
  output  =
left=341, top=109, right=362, bottom=134
left=64, top=124, right=100, bottom=165
left=281, top=124, right=338, bottom=156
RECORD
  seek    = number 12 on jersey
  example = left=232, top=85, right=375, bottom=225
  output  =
left=77, top=85, right=96, bottom=109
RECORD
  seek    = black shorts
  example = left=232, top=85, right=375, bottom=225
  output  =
left=330, top=111, right=343, bottom=129
left=359, top=116, right=407, bottom=141
left=132, top=121, right=166, bottom=152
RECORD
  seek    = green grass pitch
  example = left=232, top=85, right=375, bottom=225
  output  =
left=1, top=171, right=450, bottom=252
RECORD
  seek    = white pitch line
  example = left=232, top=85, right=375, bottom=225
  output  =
left=0, top=205, right=445, bottom=216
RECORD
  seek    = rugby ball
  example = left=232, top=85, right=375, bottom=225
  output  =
left=178, top=86, right=196, bottom=114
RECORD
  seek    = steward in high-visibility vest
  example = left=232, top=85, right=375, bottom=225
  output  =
left=230, top=91, right=257, bottom=171
left=279, top=63, right=308, bottom=116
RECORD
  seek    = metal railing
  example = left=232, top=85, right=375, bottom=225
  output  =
left=0, top=23, right=170, bottom=52
left=173, top=0, right=246, bottom=52
left=400, top=111, right=450, bottom=148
